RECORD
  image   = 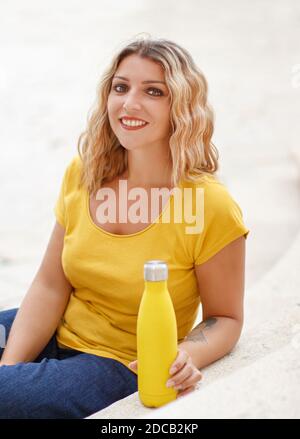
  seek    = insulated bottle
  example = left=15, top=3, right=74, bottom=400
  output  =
left=137, top=260, right=178, bottom=407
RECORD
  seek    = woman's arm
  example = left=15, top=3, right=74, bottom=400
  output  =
left=0, top=221, right=73, bottom=366
left=178, top=316, right=242, bottom=370
left=178, top=235, right=246, bottom=370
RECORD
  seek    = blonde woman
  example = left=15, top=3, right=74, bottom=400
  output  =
left=0, top=36, right=249, bottom=418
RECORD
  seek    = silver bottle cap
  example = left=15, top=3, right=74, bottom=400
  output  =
left=144, top=260, right=168, bottom=281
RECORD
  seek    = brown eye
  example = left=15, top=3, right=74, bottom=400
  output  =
left=113, top=84, right=126, bottom=93
left=148, top=88, right=164, bottom=96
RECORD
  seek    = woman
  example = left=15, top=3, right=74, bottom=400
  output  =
left=0, top=36, right=249, bottom=418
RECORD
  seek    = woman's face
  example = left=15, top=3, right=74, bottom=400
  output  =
left=107, top=54, right=172, bottom=152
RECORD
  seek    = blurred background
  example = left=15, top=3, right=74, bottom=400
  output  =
left=0, top=0, right=299, bottom=307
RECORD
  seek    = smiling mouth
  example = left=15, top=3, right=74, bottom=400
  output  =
left=119, top=119, right=149, bottom=131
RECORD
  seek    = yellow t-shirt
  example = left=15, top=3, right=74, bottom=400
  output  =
left=54, top=155, right=250, bottom=374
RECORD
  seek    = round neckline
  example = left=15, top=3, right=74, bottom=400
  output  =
left=85, top=182, right=181, bottom=238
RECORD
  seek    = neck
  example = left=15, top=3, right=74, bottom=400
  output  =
left=121, top=146, right=173, bottom=189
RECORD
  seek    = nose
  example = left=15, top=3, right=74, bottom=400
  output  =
left=123, top=90, right=142, bottom=112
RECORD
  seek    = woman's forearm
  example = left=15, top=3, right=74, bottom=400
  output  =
left=178, top=316, right=243, bottom=370
left=0, top=280, right=72, bottom=366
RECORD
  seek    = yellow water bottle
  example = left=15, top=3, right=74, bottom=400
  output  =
left=137, top=260, right=178, bottom=407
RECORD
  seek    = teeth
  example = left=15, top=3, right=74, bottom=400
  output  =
left=121, top=118, right=147, bottom=127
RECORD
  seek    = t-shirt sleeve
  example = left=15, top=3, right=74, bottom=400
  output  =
left=54, top=157, right=77, bottom=228
left=194, top=184, right=250, bottom=265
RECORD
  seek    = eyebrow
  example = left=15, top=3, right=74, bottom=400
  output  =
left=113, top=75, right=166, bottom=85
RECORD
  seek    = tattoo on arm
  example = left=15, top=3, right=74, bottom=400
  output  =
left=184, top=317, right=218, bottom=344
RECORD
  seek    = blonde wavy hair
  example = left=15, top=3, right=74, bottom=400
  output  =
left=77, top=34, right=219, bottom=197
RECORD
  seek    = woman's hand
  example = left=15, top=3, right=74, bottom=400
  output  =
left=128, top=347, right=203, bottom=398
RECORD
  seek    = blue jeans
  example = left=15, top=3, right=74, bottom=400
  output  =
left=0, top=308, right=137, bottom=419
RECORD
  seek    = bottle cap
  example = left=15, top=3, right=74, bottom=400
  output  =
left=144, top=260, right=168, bottom=281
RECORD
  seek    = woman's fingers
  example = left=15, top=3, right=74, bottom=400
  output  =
left=176, top=385, right=196, bottom=398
